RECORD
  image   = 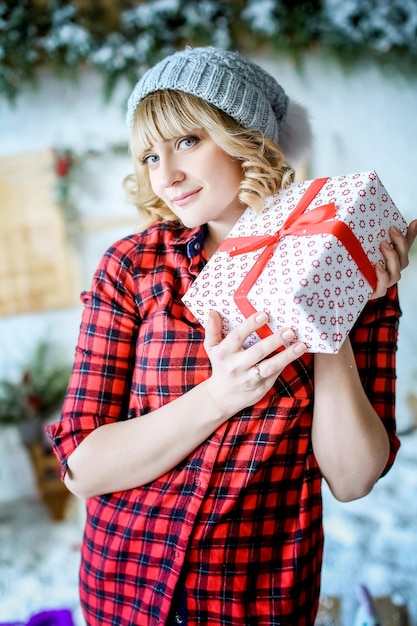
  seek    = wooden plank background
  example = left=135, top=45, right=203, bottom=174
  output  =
left=0, top=149, right=80, bottom=317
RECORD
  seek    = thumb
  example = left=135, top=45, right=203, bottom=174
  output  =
left=204, top=310, right=224, bottom=352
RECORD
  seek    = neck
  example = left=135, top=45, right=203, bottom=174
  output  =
left=204, top=224, right=230, bottom=259
left=205, top=212, right=244, bottom=258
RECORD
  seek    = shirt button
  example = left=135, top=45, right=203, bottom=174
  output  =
left=193, top=241, right=201, bottom=251
left=174, top=613, right=184, bottom=624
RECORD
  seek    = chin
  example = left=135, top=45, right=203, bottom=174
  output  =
left=180, top=216, right=205, bottom=229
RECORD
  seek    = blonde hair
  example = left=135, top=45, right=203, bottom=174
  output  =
left=123, top=90, right=294, bottom=229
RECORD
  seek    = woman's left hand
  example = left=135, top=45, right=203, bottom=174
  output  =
left=371, top=219, right=417, bottom=299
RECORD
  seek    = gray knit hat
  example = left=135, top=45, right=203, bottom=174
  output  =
left=126, top=46, right=311, bottom=164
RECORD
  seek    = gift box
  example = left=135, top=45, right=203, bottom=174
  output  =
left=182, top=171, right=407, bottom=353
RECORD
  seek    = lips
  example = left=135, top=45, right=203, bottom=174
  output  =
left=172, top=188, right=202, bottom=206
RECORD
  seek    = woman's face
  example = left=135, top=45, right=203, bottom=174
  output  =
left=141, top=129, right=244, bottom=236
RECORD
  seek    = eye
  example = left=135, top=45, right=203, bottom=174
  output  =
left=141, top=153, right=159, bottom=167
left=177, top=135, right=200, bottom=150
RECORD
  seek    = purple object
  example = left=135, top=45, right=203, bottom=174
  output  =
left=0, top=610, right=75, bottom=626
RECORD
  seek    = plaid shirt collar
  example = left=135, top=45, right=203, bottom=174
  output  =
left=172, top=225, right=206, bottom=259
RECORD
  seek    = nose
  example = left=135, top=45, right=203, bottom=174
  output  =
left=159, top=155, right=185, bottom=188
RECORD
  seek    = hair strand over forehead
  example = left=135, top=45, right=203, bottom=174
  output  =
left=131, top=90, right=230, bottom=156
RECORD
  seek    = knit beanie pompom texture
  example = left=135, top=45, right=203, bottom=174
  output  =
left=127, top=46, right=311, bottom=164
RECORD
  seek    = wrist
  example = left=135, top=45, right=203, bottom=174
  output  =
left=200, top=377, right=235, bottom=425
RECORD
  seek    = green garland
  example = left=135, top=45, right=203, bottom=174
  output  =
left=52, top=142, right=128, bottom=230
left=1, top=0, right=417, bottom=103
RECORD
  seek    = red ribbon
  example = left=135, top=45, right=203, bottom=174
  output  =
left=219, top=177, right=377, bottom=340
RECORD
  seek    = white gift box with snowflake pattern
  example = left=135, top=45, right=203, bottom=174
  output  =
left=183, top=171, right=407, bottom=353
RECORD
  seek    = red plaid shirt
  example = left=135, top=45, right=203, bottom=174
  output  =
left=47, top=222, right=400, bottom=626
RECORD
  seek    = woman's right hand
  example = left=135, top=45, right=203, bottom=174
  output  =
left=203, top=310, right=307, bottom=417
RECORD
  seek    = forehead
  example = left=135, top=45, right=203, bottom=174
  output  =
left=133, top=92, right=205, bottom=151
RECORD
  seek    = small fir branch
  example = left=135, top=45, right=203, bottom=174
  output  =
left=0, top=340, right=72, bottom=426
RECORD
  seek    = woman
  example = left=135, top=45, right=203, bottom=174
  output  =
left=47, top=47, right=417, bottom=626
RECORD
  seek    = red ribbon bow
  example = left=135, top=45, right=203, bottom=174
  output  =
left=219, top=177, right=377, bottom=340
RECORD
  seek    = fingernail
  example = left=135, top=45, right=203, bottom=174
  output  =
left=255, top=312, right=268, bottom=323
left=390, top=226, right=400, bottom=235
left=294, top=342, right=307, bottom=355
left=282, top=328, right=295, bottom=341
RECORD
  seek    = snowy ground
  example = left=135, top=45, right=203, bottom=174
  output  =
left=321, top=429, right=417, bottom=625
left=0, top=496, right=84, bottom=626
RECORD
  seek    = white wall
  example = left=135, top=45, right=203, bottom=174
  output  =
left=1, top=51, right=416, bottom=501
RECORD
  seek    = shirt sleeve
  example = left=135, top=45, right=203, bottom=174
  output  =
left=45, top=239, right=140, bottom=478
left=349, top=284, right=401, bottom=476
